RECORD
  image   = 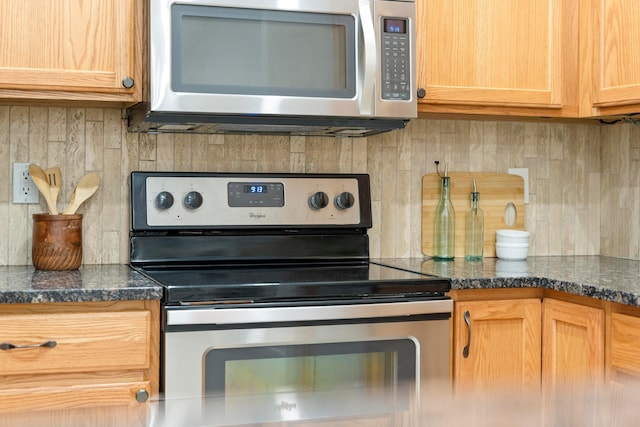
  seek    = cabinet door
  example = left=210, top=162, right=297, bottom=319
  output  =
left=587, top=0, right=640, bottom=112
left=607, top=311, right=640, bottom=421
left=417, top=0, right=578, bottom=116
left=542, top=298, right=604, bottom=390
left=0, top=0, right=140, bottom=102
left=609, top=312, right=640, bottom=380
left=454, top=299, right=541, bottom=392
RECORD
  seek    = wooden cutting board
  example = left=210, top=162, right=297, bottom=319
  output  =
left=422, top=172, right=525, bottom=258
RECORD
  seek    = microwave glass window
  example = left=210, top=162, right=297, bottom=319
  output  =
left=172, top=5, right=356, bottom=98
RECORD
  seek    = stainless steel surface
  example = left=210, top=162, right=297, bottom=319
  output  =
left=166, top=299, right=453, bottom=325
left=145, top=176, right=361, bottom=227
left=157, top=391, right=413, bottom=427
left=149, top=0, right=414, bottom=117
left=128, top=0, right=416, bottom=136
left=374, top=0, right=417, bottom=118
left=131, top=172, right=451, bottom=425
left=150, top=0, right=366, bottom=116
left=164, top=314, right=451, bottom=403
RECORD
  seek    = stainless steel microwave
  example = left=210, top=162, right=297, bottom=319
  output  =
left=127, top=0, right=417, bottom=137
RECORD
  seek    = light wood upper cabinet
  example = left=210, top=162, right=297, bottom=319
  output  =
left=0, top=0, right=142, bottom=105
left=453, top=298, right=541, bottom=392
left=417, top=0, right=579, bottom=117
left=541, top=298, right=605, bottom=390
left=582, top=0, right=640, bottom=115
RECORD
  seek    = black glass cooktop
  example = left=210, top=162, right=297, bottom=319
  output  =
left=135, top=262, right=450, bottom=305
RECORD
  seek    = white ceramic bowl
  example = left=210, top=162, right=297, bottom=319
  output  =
left=495, top=242, right=529, bottom=260
left=496, top=229, right=530, bottom=244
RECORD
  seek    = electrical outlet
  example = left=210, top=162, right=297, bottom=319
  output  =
left=12, top=163, right=40, bottom=204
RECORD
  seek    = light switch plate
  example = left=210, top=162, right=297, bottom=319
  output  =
left=13, top=162, right=40, bottom=204
left=508, top=168, right=529, bottom=204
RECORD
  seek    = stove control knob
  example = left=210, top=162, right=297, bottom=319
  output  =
left=154, top=191, right=174, bottom=210
left=309, top=191, right=329, bottom=210
left=335, top=191, right=355, bottom=210
left=184, top=191, right=203, bottom=209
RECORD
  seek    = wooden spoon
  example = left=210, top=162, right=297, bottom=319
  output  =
left=63, top=172, right=101, bottom=215
left=28, top=164, right=57, bottom=214
left=44, top=167, right=62, bottom=215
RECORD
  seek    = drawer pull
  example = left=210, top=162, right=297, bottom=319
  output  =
left=0, top=340, right=57, bottom=350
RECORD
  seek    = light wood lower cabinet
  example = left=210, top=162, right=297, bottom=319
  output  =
left=0, top=300, right=159, bottom=423
left=609, top=312, right=640, bottom=381
left=542, top=298, right=605, bottom=390
left=452, top=291, right=607, bottom=394
left=453, top=298, right=541, bottom=392
left=606, top=311, right=640, bottom=421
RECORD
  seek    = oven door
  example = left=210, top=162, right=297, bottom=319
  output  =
left=160, top=300, right=451, bottom=426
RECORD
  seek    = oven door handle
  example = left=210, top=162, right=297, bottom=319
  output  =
left=165, top=299, right=452, bottom=326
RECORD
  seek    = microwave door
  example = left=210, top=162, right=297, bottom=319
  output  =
left=150, top=0, right=373, bottom=118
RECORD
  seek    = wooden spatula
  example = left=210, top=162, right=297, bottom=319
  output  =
left=63, top=172, right=101, bottom=215
left=44, top=167, right=62, bottom=215
left=28, top=164, right=57, bottom=214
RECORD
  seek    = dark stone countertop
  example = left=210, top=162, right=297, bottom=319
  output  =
left=3, top=256, right=640, bottom=307
left=0, top=264, right=162, bottom=304
left=373, top=256, right=640, bottom=307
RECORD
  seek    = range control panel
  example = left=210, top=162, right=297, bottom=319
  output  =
left=131, top=172, right=371, bottom=229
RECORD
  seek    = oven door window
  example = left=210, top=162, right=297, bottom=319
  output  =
left=171, top=5, right=356, bottom=98
left=204, top=339, right=416, bottom=418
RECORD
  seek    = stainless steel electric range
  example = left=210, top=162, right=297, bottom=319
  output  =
left=129, top=172, right=451, bottom=426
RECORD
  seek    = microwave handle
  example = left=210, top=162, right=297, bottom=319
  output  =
left=359, top=0, right=376, bottom=116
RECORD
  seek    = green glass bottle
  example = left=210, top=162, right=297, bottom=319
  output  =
left=465, top=180, right=484, bottom=260
left=433, top=174, right=455, bottom=260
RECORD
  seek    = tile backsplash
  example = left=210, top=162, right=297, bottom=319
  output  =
left=0, top=105, right=632, bottom=266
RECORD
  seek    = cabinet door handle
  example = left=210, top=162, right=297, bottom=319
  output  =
left=462, top=310, right=471, bottom=358
left=122, top=77, right=135, bottom=88
left=0, top=340, right=57, bottom=350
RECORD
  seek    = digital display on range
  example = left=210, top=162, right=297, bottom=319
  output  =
left=384, top=18, right=407, bottom=34
left=244, top=184, right=268, bottom=194
left=228, top=182, right=284, bottom=207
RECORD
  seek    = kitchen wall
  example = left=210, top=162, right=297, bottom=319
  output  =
left=600, top=122, right=640, bottom=259
left=0, top=105, right=618, bottom=266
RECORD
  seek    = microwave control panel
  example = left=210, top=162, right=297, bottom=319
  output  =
left=381, top=17, right=410, bottom=101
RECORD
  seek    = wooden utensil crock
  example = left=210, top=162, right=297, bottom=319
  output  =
left=32, top=214, right=83, bottom=270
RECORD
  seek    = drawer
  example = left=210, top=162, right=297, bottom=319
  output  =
left=0, top=381, right=150, bottom=414
left=0, top=311, right=150, bottom=375
left=610, top=312, right=640, bottom=375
